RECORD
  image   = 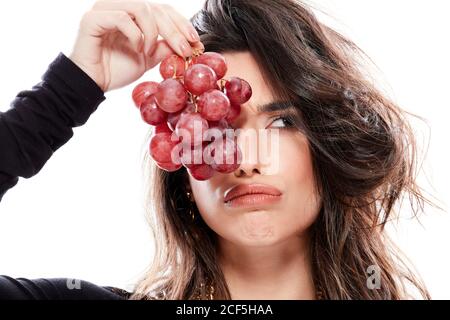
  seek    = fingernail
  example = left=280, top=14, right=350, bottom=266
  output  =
left=190, top=31, right=200, bottom=42
left=180, top=41, right=191, bottom=56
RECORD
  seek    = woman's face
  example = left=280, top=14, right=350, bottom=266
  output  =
left=188, top=51, right=321, bottom=247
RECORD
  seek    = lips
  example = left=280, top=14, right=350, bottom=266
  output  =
left=223, top=183, right=282, bottom=203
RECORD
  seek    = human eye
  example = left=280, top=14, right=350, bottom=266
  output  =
left=268, top=116, right=295, bottom=129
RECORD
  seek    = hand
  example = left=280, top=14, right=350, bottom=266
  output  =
left=68, top=0, right=203, bottom=92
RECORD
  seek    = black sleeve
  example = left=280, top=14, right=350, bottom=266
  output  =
left=0, top=53, right=106, bottom=202
left=0, top=275, right=131, bottom=300
left=0, top=55, right=129, bottom=299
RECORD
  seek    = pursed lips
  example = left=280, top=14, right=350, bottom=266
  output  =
left=223, top=183, right=282, bottom=203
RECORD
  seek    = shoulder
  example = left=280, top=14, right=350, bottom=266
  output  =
left=102, top=286, right=133, bottom=299
left=0, top=275, right=131, bottom=300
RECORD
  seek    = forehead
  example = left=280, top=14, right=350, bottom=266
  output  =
left=221, top=51, right=276, bottom=115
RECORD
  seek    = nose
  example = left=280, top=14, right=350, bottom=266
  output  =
left=233, top=129, right=262, bottom=178
left=234, top=164, right=261, bottom=178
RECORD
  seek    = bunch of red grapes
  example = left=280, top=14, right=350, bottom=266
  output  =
left=132, top=51, right=252, bottom=180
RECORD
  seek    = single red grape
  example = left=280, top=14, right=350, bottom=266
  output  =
left=154, top=122, right=173, bottom=134
left=180, top=143, right=206, bottom=169
left=132, top=81, right=158, bottom=108
left=225, top=77, right=252, bottom=105
left=140, top=95, right=168, bottom=125
left=194, top=52, right=227, bottom=80
left=224, top=103, right=241, bottom=124
left=207, top=119, right=233, bottom=140
left=188, top=163, right=215, bottom=181
left=159, top=54, right=185, bottom=79
left=206, top=137, right=242, bottom=174
left=149, top=132, right=180, bottom=164
left=175, top=112, right=209, bottom=146
left=184, top=64, right=217, bottom=96
left=197, top=89, right=230, bottom=121
left=155, top=79, right=188, bottom=113
left=167, top=102, right=195, bottom=131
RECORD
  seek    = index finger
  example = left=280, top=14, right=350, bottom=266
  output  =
left=93, top=1, right=158, bottom=55
left=160, top=4, right=204, bottom=50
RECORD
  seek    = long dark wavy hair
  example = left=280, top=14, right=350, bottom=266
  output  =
left=131, top=0, right=439, bottom=299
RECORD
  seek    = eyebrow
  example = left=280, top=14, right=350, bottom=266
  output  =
left=256, top=101, right=298, bottom=114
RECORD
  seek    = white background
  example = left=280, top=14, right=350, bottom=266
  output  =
left=0, top=0, right=449, bottom=298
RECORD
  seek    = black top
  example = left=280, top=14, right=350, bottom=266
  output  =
left=0, top=53, right=131, bottom=300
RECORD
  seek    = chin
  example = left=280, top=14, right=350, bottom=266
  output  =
left=233, top=229, right=282, bottom=247
left=238, top=237, right=281, bottom=248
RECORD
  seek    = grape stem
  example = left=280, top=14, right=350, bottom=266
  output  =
left=220, top=78, right=227, bottom=92
left=172, top=63, right=177, bottom=79
left=184, top=47, right=205, bottom=69
left=186, top=91, right=199, bottom=113
left=192, top=47, right=205, bottom=57
left=193, top=95, right=198, bottom=113
left=185, top=56, right=191, bottom=71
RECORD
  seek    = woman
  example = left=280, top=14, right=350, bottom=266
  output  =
left=0, top=0, right=434, bottom=299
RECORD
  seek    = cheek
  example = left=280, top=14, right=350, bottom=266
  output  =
left=189, top=176, right=238, bottom=242
left=276, top=133, right=321, bottom=230
left=188, top=174, right=231, bottom=229
left=188, top=178, right=219, bottom=215
left=189, top=173, right=236, bottom=242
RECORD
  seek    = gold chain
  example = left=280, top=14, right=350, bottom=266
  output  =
left=194, top=282, right=324, bottom=300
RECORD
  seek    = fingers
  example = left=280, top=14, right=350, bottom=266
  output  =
left=80, top=10, right=144, bottom=53
left=150, top=6, right=193, bottom=57
left=91, top=0, right=202, bottom=58
left=93, top=0, right=157, bottom=55
left=155, top=4, right=204, bottom=52
left=145, top=39, right=174, bottom=71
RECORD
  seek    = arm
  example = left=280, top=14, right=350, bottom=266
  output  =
left=0, top=0, right=202, bottom=203
left=0, top=275, right=130, bottom=299
left=0, top=54, right=105, bottom=202
left=0, top=0, right=202, bottom=299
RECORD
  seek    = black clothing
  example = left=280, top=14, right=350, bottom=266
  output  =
left=0, top=53, right=130, bottom=299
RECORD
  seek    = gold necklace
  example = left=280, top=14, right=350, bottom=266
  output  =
left=194, top=282, right=325, bottom=300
